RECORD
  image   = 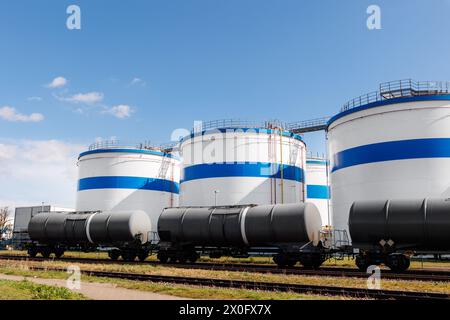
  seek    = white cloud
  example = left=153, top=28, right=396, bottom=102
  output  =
left=27, top=96, right=43, bottom=102
left=0, top=139, right=85, bottom=211
left=58, top=92, right=104, bottom=105
left=103, top=104, right=133, bottom=119
left=74, top=107, right=84, bottom=114
left=129, top=77, right=146, bottom=87
left=0, top=144, right=17, bottom=160
left=47, top=76, right=68, bottom=89
left=0, top=106, right=44, bottom=122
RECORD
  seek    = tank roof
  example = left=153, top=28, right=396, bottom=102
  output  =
left=79, top=140, right=178, bottom=159
left=182, top=118, right=304, bottom=142
left=191, top=119, right=289, bottom=133
left=328, top=79, right=450, bottom=127
left=88, top=140, right=170, bottom=152
left=180, top=126, right=304, bottom=144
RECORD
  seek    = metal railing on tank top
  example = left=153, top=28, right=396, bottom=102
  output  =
left=341, top=79, right=450, bottom=112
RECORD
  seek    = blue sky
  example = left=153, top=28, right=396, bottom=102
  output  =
left=1, top=0, right=450, bottom=209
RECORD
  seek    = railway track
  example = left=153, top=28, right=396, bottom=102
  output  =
left=0, top=254, right=449, bottom=283
left=4, top=263, right=450, bottom=300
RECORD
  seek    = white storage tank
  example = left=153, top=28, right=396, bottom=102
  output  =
left=75, top=141, right=180, bottom=234
left=327, top=80, right=450, bottom=234
left=305, top=157, right=330, bottom=226
left=179, top=120, right=307, bottom=206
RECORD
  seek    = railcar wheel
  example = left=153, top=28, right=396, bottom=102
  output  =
left=404, top=256, right=411, bottom=270
left=299, top=254, right=324, bottom=269
left=122, top=252, right=136, bottom=262
left=300, top=261, right=320, bottom=269
left=167, top=257, right=178, bottom=264
left=187, top=252, right=199, bottom=263
left=286, top=260, right=297, bottom=268
left=138, top=252, right=149, bottom=262
left=40, top=247, right=51, bottom=259
left=386, top=254, right=410, bottom=272
left=273, top=254, right=287, bottom=267
left=54, top=249, right=65, bottom=259
left=355, top=255, right=371, bottom=272
left=157, top=252, right=169, bottom=263
left=108, top=250, right=120, bottom=261
left=275, top=255, right=298, bottom=268
left=27, top=247, right=37, bottom=258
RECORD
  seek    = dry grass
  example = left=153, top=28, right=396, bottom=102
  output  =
left=0, top=265, right=349, bottom=300
left=0, top=258, right=448, bottom=295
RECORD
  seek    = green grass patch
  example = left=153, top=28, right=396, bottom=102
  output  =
left=0, top=279, right=86, bottom=300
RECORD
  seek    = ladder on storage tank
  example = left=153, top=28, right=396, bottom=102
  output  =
left=267, top=125, right=285, bottom=204
left=268, top=131, right=275, bottom=204
left=158, top=154, right=171, bottom=179
left=158, top=155, right=175, bottom=207
left=279, top=128, right=284, bottom=204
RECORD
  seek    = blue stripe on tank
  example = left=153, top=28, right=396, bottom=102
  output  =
left=181, top=162, right=304, bottom=183
left=306, top=160, right=328, bottom=165
left=306, top=185, right=330, bottom=199
left=332, top=138, right=450, bottom=172
left=78, top=176, right=180, bottom=194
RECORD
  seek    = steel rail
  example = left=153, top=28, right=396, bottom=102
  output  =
left=6, top=263, right=449, bottom=301
left=0, top=254, right=449, bottom=283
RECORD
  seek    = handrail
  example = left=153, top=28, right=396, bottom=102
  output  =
left=88, top=140, right=177, bottom=152
left=286, top=117, right=330, bottom=132
left=306, top=151, right=327, bottom=160
left=341, top=79, right=450, bottom=112
left=191, top=119, right=287, bottom=133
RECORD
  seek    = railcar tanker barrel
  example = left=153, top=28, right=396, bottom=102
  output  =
left=158, top=203, right=322, bottom=247
left=349, top=198, right=450, bottom=250
left=28, top=210, right=152, bottom=245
